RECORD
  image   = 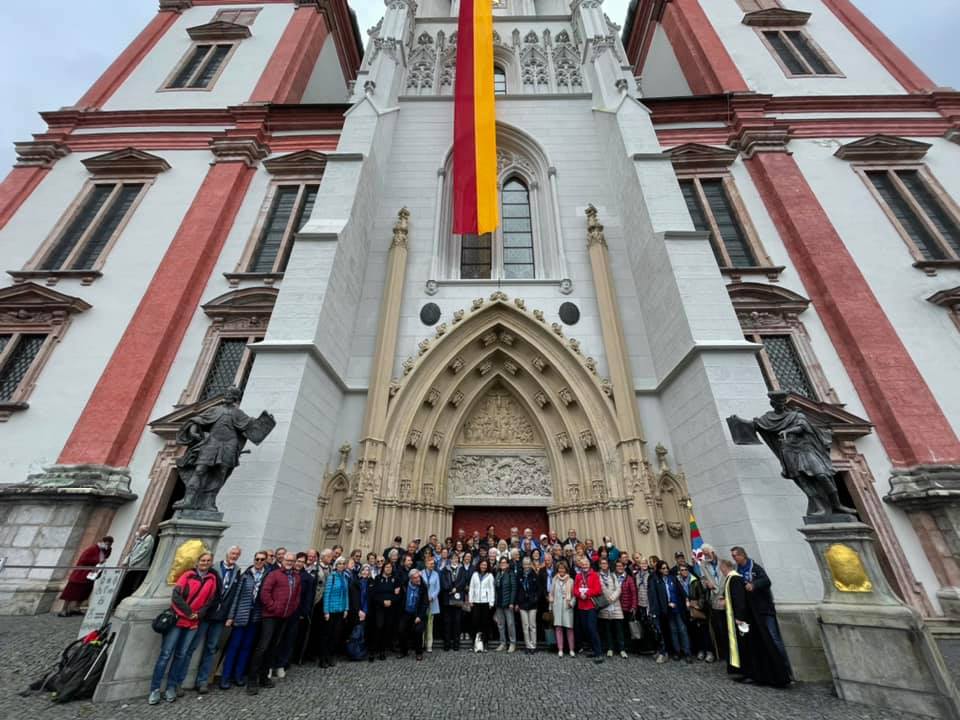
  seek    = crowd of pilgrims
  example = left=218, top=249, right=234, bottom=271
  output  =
left=146, top=526, right=793, bottom=705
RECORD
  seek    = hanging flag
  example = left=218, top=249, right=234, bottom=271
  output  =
left=689, top=512, right=704, bottom=562
left=452, top=0, right=498, bottom=235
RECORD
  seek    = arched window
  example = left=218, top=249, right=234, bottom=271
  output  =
left=436, top=123, right=570, bottom=287
left=493, top=65, right=507, bottom=95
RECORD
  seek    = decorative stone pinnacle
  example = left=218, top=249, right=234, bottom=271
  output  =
left=391, top=207, right=410, bottom=248
left=337, top=442, right=352, bottom=471
left=585, top=204, right=607, bottom=248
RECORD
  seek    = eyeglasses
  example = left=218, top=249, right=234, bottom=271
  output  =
left=254, top=557, right=266, bottom=562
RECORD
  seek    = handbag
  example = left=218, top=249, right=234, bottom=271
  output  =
left=151, top=609, right=177, bottom=635
left=628, top=619, right=643, bottom=640
left=594, top=591, right=611, bottom=610
left=689, top=603, right=707, bottom=621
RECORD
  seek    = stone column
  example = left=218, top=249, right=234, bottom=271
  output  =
left=800, top=522, right=960, bottom=719
left=885, top=466, right=960, bottom=619
left=349, top=208, right=411, bottom=551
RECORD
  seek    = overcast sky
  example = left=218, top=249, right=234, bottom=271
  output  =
left=0, top=1, right=957, bottom=171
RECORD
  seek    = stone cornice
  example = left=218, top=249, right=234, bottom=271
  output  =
left=834, top=134, right=932, bottom=162
left=14, top=141, right=70, bottom=168
left=187, top=21, right=252, bottom=42
left=741, top=8, right=811, bottom=27
left=81, top=147, right=171, bottom=176
left=209, top=137, right=270, bottom=166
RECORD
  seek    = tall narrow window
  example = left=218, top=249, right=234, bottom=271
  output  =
left=166, top=44, right=235, bottom=89
left=865, top=169, right=960, bottom=262
left=39, top=183, right=146, bottom=272
left=247, top=184, right=319, bottom=274
left=761, top=29, right=838, bottom=77
left=198, top=337, right=254, bottom=401
left=501, top=179, right=535, bottom=279
left=0, top=334, right=48, bottom=402
left=680, top=177, right=758, bottom=268
left=753, top=334, right=816, bottom=399
left=494, top=65, right=507, bottom=95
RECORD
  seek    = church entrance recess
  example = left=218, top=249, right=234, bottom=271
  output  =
left=452, top=507, right=549, bottom=540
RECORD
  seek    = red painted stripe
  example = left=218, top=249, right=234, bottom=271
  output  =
left=0, top=167, right=51, bottom=232
left=58, top=160, right=256, bottom=467
left=821, top=0, right=936, bottom=94
left=662, top=0, right=748, bottom=95
left=452, top=0, right=478, bottom=235
left=76, top=11, right=180, bottom=110
left=744, top=152, right=960, bottom=467
left=250, top=7, right=330, bottom=104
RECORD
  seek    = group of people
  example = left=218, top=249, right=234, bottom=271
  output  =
left=137, top=526, right=792, bottom=704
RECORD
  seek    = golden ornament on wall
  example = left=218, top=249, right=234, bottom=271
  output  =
left=825, top=543, right=873, bottom=593
left=167, top=539, right=209, bottom=586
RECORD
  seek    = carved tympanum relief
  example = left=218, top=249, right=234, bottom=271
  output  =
left=459, top=384, right=539, bottom=445
left=449, top=455, right=551, bottom=499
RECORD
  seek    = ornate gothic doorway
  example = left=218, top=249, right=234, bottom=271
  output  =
left=452, top=507, right=550, bottom=539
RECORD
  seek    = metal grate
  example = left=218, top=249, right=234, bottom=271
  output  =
left=0, top=334, right=46, bottom=401
left=199, top=338, right=248, bottom=401
left=762, top=335, right=815, bottom=399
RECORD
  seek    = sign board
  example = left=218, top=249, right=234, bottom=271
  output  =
left=78, top=568, right=124, bottom=638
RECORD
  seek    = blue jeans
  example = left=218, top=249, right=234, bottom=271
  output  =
left=221, top=622, right=258, bottom=685
left=576, top=608, right=602, bottom=657
left=150, top=626, right=196, bottom=692
left=668, top=612, right=691, bottom=657
left=187, top=620, right=225, bottom=687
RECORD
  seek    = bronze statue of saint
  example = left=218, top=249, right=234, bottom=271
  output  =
left=729, top=392, right=856, bottom=521
left=173, top=386, right=275, bottom=516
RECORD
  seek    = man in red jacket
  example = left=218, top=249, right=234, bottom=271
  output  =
left=573, top=557, right=604, bottom=663
left=246, top=553, right=301, bottom=694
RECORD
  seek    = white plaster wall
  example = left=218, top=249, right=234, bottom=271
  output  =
left=103, top=4, right=294, bottom=111
left=640, top=24, right=692, bottom=98
left=302, top=34, right=349, bottom=103
left=108, top=161, right=281, bottom=549
left=0, top=151, right=209, bottom=485
left=724, top=153, right=947, bottom=610
left=698, top=0, right=907, bottom=95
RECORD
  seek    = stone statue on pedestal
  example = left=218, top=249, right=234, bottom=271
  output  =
left=728, top=391, right=856, bottom=523
left=172, top=386, right=275, bottom=518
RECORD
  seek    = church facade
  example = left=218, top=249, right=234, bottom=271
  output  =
left=0, top=0, right=959, bottom=655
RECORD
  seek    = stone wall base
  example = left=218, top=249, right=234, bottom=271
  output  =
left=0, top=468, right=135, bottom=616
left=776, top=603, right=832, bottom=682
left=93, top=516, right=227, bottom=703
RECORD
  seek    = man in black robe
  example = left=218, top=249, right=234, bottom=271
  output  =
left=730, top=547, right=791, bottom=687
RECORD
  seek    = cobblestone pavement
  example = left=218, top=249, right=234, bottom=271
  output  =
left=0, top=615, right=935, bottom=720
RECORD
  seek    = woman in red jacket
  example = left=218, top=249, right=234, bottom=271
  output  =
left=573, top=557, right=604, bottom=663
left=148, top=552, right=219, bottom=705
left=58, top=536, right=113, bottom=617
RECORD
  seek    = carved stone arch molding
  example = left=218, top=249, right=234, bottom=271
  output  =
left=315, top=471, right=351, bottom=545
left=371, top=293, right=656, bottom=553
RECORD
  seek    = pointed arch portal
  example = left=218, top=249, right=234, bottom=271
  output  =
left=314, top=292, right=671, bottom=556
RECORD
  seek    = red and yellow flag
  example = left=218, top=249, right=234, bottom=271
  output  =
left=453, top=0, right=498, bottom=235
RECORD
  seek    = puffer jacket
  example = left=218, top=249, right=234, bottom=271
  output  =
left=516, top=570, right=540, bottom=610
left=228, top=566, right=267, bottom=626
left=494, top=569, right=517, bottom=608
left=618, top=572, right=638, bottom=614
left=260, top=568, right=302, bottom=619
left=597, top=570, right=623, bottom=620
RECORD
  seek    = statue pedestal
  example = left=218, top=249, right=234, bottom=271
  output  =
left=93, top=516, right=227, bottom=703
left=801, top=522, right=960, bottom=720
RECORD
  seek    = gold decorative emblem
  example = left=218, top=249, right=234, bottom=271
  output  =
left=825, top=544, right=872, bottom=593
left=167, top=539, right=209, bottom=586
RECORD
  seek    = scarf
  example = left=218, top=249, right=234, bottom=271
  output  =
left=724, top=570, right=741, bottom=669
left=738, top=559, right=754, bottom=583
left=405, top=582, right=420, bottom=614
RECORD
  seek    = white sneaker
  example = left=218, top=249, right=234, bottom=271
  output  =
left=569, top=650, right=576, bottom=658
left=496, top=643, right=506, bottom=652
left=148, top=690, right=161, bottom=705
left=275, top=667, right=285, bottom=679
left=620, top=651, right=628, bottom=659
left=705, top=652, right=716, bottom=663
left=558, top=650, right=563, bottom=658
left=267, top=669, right=272, bottom=679
left=508, top=644, right=516, bottom=654
left=606, top=650, right=613, bottom=657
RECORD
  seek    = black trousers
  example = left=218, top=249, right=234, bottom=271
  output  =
left=371, top=606, right=395, bottom=655
left=304, top=604, right=325, bottom=661
left=398, top=614, right=424, bottom=655
left=471, top=604, right=492, bottom=644
left=320, top=613, right=344, bottom=662
left=246, top=617, right=285, bottom=684
left=442, top=606, right=462, bottom=649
